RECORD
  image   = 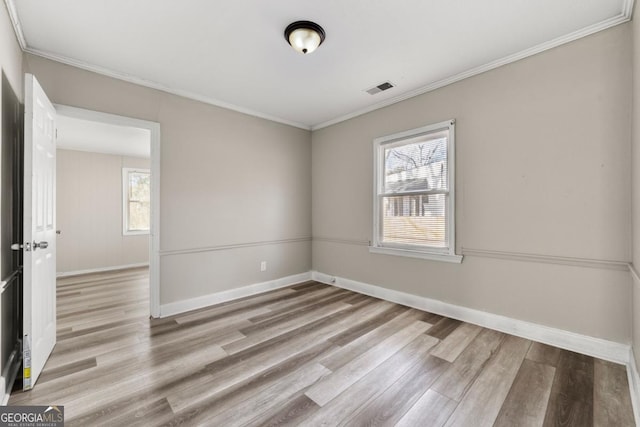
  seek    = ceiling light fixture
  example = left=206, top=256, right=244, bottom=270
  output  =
left=284, top=21, right=325, bottom=54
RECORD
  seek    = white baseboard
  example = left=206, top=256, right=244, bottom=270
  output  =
left=311, top=271, right=630, bottom=365
left=628, top=349, right=640, bottom=426
left=159, top=272, right=312, bottom=318
left=56, top=263, right=149, bottom=278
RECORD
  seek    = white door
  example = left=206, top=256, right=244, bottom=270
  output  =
left=22, top=74, right=57, bottom=390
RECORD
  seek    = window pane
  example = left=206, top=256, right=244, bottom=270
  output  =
left=382, top=194, right=447, bottom=248
left=384, top=136, right=448, bottom=193
left=128, top=201, right=150, bottom=231
left=129, top=172, right=150, bottom=202
left=126, top=170, right=150, bottom=232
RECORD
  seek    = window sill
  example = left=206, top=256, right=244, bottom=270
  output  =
left=369, top=246, right=463, bottom=263
left=123, top=230, right=150, bottom=236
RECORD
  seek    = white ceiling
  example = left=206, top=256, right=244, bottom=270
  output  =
left=6, top=0, right=633, bottom=130
left=57, top=115, right=150, bottom=158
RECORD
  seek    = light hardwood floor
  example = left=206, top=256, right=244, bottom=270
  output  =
left=8, top=268, right=636, bottom=426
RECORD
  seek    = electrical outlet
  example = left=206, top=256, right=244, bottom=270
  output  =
left=260, top=261, right=267, bottom=272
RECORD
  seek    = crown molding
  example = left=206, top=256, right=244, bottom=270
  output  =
left=311, top=10, right=634, bottom=130
left=623, top=0, right=636, bottom=18
left=3, top=0, right=26, bottom=49
left=5, top=0, right=634, bottom=132
left=23, top=47, right=311, bottom=130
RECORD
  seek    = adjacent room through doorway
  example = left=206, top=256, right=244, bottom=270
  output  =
left=55, top=110, right=153, bottom=317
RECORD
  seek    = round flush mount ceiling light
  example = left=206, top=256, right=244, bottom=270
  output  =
left=284, top=21, right=326, bottom=54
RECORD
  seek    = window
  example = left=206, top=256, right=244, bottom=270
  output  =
left=371, top=119, right=462, bottom=263
left=123, top=168, right=150, bottom=235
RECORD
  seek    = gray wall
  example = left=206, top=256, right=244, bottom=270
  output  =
left=23, top=54, right=312, bottom=305
left=312, top=24, right=633, bottom=343
left=632, top=6, right=640, bottom=372
left=56, top=149, right=150, bottom=274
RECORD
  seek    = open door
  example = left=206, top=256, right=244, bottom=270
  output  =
left=20, top=74, right=57, bottom=390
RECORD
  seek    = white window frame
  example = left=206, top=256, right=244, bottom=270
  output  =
left=122, top=167, right=151, bottom=236
left=370, top=119, right=462, bottom=263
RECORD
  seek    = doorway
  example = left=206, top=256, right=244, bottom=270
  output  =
left=54, top=105, right=160, bottom=317
left=0, top=72, right=23, bottom=401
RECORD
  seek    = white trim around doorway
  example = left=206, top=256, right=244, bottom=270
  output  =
left=54, top=104, right=161, bottom=318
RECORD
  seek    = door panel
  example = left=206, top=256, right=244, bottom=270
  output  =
left=23, top=74, right=56, bottom=390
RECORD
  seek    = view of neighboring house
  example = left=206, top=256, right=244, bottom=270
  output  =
left=383, top=136, right=448, bottom=246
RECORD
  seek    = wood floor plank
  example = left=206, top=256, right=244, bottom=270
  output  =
left=145, top=314, right=249, bottom=344
left=493, top=359, right=556, bottom=427
left=69, top=397, right=175, bottom=427
left=161, top=340, right=338, bottom=426
left=427, top=317, right=463, bottom=340
left=36, top=357, right=97, bottom=385
left=66, top=309, right=148, bottom=331
left=57, top=318, right=143, bottom=341
left=57, top=299, right=146, bottom=320
left=135, top=319, right=247, bottom=352
left=250, top=394, right=320, bottom=427
left=290, top=280, right=318, bottom=290
left=416, top=310, right=445, bottom=325
left=342, top=354, right=449, bottom=426
left=54, top=322, right=144, bottom=352
left=172, top=288, right=295, bottom=325
left=305, top=320, right=432, bottom=406
left=320, top=308, right=429, bottom=372
left=223, top=300, right=352, bottom=354
left=247, top=286, right=346, bottom=323
left=57, top=308, right=131, bottom=330
left=527, top=341, right=563, bottom=367
left=328, top=303, right=410, bottom=347
left=444, top=335, right=531, bottom=427
left=431, top=328, right=505, bottom=401
left=342, top=292, right=374, bottom=305
left=42, top=333, right=143, bottom=370
left=286, top=282, right=331, bottom=294
left=395, top=389, right=458, bottom=427
left=430, top=322, right=482, bottom=363
left=57, top=291, right=147, bottom=310
left=173, top=304, right=273, bottom=328
left=206, top=363, right=331, bottom=426
left=593, top=359, right=635, bottom=427
left=542, top=350, right=595, bottom=427
left=244, top=289, right=353, bottom=331
left=298, top=334, right=440, bottom=426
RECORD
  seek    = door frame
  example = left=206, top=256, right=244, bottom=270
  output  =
left=55, top=105, right=161, bottom=318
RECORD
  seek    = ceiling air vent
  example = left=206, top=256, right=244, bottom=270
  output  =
left=366, top=81, right=395, bottom=95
